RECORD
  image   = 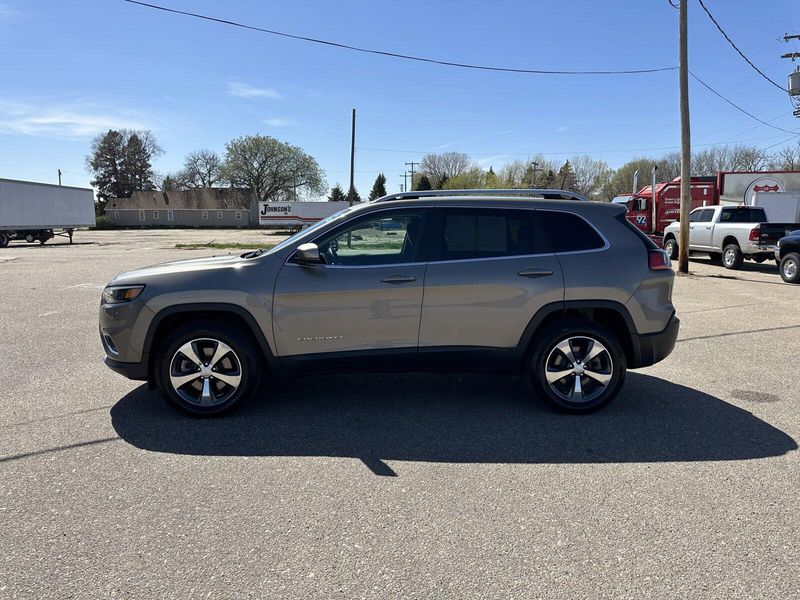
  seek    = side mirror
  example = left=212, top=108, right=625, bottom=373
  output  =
left=295, top=242, right=321, bottom=264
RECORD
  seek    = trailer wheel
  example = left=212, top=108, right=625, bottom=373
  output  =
left=0, top=233, right=8, bottom=248
left=664, top=237, right=678, bottom=260
left=25, top=234, right=35, bottom=243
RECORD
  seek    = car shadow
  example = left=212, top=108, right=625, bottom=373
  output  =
left=690, top=255, right=778, bottom=275
left=110, top=372, right=797, bottom=475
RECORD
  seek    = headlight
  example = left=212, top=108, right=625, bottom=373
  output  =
left=102, top=285, right=145, bottom=304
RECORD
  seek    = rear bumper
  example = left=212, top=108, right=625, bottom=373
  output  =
left=630, top=314, right=680, bottom=368
left=104, top=356, right=148, bottom=381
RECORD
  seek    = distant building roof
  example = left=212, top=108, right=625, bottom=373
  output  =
left=107, top=187, right=253, bottom=210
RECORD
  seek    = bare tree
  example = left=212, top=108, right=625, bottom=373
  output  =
left=570, top=155, right=612, bottom=200
left=770, top=141, right=800, bottom=170
left=179, top=149, right=226, bottom=188
left=419, top=152, right=472, bottom=188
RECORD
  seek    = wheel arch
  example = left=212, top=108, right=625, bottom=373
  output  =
left=143, top=303, right=278, bottom=384
left=722, top=235, right=740, bottom=249
left=516, top=301, right=637, bottom=368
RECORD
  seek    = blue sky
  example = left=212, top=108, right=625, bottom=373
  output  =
left=0, top=0, right=798, bottom=197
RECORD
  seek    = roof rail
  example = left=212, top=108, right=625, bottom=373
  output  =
left=374, top=188, right=590, bottom=203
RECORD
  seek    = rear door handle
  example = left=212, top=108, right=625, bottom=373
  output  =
left=518, top=268, right=553, bottom=278
left=380, top=275, right=417, bottom=284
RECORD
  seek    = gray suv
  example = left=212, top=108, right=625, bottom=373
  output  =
left=100, top=190, right=679, bottom=415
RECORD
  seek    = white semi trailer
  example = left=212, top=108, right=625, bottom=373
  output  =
left=0, top=178, right=95, bottom=247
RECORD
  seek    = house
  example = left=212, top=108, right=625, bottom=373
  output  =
left=105, top=187, right=255, bottom=227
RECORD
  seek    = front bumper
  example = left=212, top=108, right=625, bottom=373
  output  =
left=104, top=356, right=148, bottom=381
left=630, top=314, right=680, bottom=368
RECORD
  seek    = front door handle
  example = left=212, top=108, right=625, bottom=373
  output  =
left=518, top=268, right=554, bottom=278
left=380, top=275, right=417, bottom=284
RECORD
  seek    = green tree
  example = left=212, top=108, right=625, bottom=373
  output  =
left=86, top=129, right=162, bottom=213
left=416, top=174, right=432, bottom=190
left=328, top=184, right=346, bottom=202
left=222, top=134, right=326, bottom=201
left=346, top=187, right=362, bottom=204
left=557, top=161, right=578, bottom=191
left=368, top=173, right=387, bottom=200
left=485, top=166, right=499, bottom=188
left=442, top=167, right=486, bottom=189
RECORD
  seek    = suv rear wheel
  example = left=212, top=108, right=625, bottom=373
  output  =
left=528, top=320, right=626, bottom=414
left=155, top=321, right=263, bottom=416
left=664, top=237, right=678, bottom=260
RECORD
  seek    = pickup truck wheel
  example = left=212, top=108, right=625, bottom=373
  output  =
left=155, top=321, right=263, bottom=416
left=25, top=234, right=35, bottom=243
left=722, top=244, right=744, bottom=269
left=708, top=252, right=722, bottom=263
left=0, top=233, right=8, bottom=248
left=664, top=238, right=678, bottom=260
left=780, top=253, right=800, bottom=284
left=528, top=320, right=626, bottom=414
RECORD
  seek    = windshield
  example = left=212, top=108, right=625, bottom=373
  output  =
left=262, top=205, right=359, bottom=256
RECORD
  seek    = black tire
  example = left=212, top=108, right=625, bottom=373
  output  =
left=155, top=320, right=264, bottom=416
left=664, top=237, right=678, bottom=260
left=708, top=252, right=722, bottom=263
left=779, top=252, right=800, bottom=284
left=722, top=243, right=743, bottom=269
left=0, top=233, right=8, bottom=248
left=25, top=234, right=35, bottom=243
left=528, top=320, right=627, bottom=414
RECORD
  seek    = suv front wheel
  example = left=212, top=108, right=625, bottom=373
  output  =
left=528, top=320, right=626, bottom=414
left=155, top=320, right=263, bottom=416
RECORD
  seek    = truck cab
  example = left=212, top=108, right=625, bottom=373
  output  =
left=621, top=177, right=718, bottom=244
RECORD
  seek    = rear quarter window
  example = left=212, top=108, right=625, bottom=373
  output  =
left=615, top=214, right=658, bottom=249
left=537, top=210, right=606, bottom=253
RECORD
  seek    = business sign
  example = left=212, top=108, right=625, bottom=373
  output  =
left=258, top=201, right=349, bottom=227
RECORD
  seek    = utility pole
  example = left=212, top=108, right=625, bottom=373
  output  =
left=348, top=108, right=356, bottom=205
left=400, top=172, right=409, bottom=192
left=405, top=161, right=418, bottom=191
left=678, top=0, right=691, bottom=274
left=781, top=33, right=800, bottom=118
left=530, top=161, right=539, bottom=188
left=398, top=184, right=405, bottom=192
left=58, top=169, right=62, bottom=186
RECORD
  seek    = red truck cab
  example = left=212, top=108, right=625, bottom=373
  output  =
left=619, top=177, right=718, bottom=244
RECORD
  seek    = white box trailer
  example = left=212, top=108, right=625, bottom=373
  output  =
left=749, top=191, right=800, bottom=223
left=0, top=178, right=95, bottom=247
left=718, top=171, right=800, bottom=205
left=258, top=201, right=350, bottom=229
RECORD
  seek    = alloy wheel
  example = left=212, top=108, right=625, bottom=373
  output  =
left=784, top=258, right=798, bottom=280
left=169, top=338, right=242, bottom=407
left=544, top=336, right=613, bottom=404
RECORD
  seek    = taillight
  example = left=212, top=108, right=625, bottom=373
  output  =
left=649, top=249, right=671, bottom=271
left=748, top=226, right=760, bottom=242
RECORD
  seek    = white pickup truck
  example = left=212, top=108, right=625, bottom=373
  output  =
left=662, top=205, right=800, bottom=270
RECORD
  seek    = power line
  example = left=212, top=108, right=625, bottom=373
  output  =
left=689, top=72, right=798, bottom=134
left=122, top=0, right=678, bottom=76
left=356, top=133, right=793, bottom=158
left=696, top=0, right=785, bottom=93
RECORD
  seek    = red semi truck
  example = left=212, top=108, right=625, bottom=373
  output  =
left=613, top=170, right=800, bottom=246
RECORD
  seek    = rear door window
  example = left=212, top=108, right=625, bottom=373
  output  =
left=536, top=210, right=606, bottom=253
left=433, top=208, right=541, bottom=261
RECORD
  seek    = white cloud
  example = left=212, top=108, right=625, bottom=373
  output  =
left=476, top=154, right=514, bottom=167
left=227, top=82, right=281, bottom=99
left=0, top=3, right=19, bottom=19
left=555, top=126, right=567, bottom=132
left=262, top=117, right=294, bottom=127
left=0, top=100, right=152, bottom=139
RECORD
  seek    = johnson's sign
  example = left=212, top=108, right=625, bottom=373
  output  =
left=258, top=201, right=349, bottom=227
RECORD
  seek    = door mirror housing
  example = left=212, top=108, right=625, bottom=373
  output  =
left=295, top=242, right=321, bottom=264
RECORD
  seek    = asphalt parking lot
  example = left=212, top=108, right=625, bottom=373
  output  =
left=1, top=230, right=798, bottom=599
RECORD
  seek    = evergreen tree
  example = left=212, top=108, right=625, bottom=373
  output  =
left=557, top=160, right=578, bottom=191
left=368, top=173, right=387, bottom=200
left=123, top=133, right=156, bottom=192
left=485, top=166, right=498, bottom=188
left=541, top=169, right=556, bottom=188
left=416, top=174, right=432, bottom=191
left=346, top=186, right=362, bottom=204
left=328, top=184, right=346, bottom=202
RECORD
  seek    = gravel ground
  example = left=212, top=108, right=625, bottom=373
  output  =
left=1, top=231, right=798, bottom=599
